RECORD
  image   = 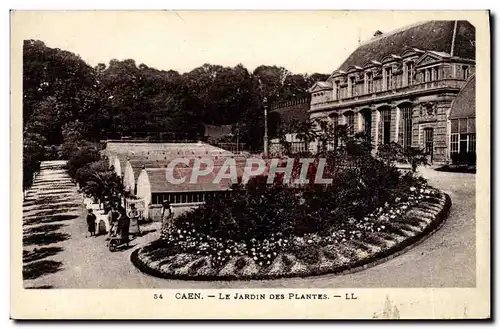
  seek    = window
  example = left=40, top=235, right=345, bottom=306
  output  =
left=450, top=117, right=476, bottom=156
left=405, top=62, right=414, bottom=85
left=380, top=108, right=392, bottom=144
left=399, top=106, right=413, bottom=150
left=345, top=112, right=355, bottom=134
left=349, top=77, right=356, bottom=97
left=335, top=81, right=340, bottom=100
left=433, top=67, right=440, bottom=81
left=330, top=114, right=339, bottom=149
left=462, top=66, right=470, bottom=80
left=385, top=67, right=393, bottom=90
left=331, top=114, right=339, bottom=127
left=366, top=72, right=373, bottom=93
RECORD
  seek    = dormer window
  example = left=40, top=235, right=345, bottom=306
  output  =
left=366, top=72, right=373, bottom=93
left=349, top=76, right=356, bottom=97
left=335, top=81, right=340, bottom=100
left=462, top=65, right=470, bottom=80
left=384, top=67, right=393, bottom=90
left=405, top=62, right=414, bottom=86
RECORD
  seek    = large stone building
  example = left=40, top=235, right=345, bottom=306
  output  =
left=309, top=20, right=476, bottom=163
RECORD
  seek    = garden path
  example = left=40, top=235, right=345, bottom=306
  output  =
left=22, top=162, right=475, bottom=288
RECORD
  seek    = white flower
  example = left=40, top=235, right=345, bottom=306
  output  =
left=225, top=249, right=231, bottom=254
left=410, top=187, right=416, bottom=192
left=395, top=197, right=401, bottom=203
left=267, top=261, right=271, bottom=264
left=177, top=230, right=181, bottom=234
left=259, top=262, right=263, bottom=266
left=307, top=239, right=313, bottom=244
left=253, top=256, right=257, bottom=261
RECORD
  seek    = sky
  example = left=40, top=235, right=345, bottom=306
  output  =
left=13, top=11, right=435, bottom=75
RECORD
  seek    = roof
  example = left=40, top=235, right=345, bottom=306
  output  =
left=104, top=142, right=234, bottom=163
left=315, top=81, right=333, bottom=89
left=128, top=153, right=252, bottom=180
left=336, top=20, right=475, bottom=72
left=450, top=74, right=475, bottom=119
left=143, top=167, right=239, bottom=193
left=141, top=157, right=276, bottom=193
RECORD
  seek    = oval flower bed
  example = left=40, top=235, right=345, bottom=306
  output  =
left=132, top=184, right=451, bottom=280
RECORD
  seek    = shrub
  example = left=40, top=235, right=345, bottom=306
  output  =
left=173, top=150, right=424, bottom=243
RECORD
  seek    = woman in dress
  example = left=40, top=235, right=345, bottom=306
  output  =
left=86, top=208, right=97, bottom=237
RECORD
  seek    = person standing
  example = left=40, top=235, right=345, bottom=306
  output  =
left=107, top=204, right=119, bottom=240
left=118, top=206, right=130, bottom=245
left=86, top=208, right=97, bottom=237
left=160, top=199, right=173, bottom=239
left=127, top=203, right=141, bottom=236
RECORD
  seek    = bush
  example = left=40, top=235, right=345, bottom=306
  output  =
left=173, top=150, right=425, bottom=242
left=451, top=152, right=476, bottom=166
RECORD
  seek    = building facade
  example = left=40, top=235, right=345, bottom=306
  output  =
left=309, top=20, right=476, bottom=163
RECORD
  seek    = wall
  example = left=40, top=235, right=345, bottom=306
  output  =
left=147, top=202, right=203, bottom=222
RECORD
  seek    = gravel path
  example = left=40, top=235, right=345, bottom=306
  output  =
left=23, top=162, right=475, bottom=288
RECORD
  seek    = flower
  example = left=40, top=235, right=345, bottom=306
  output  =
left=225, top=249, right=231, bottom=254
left=410, top=187, right=416, bottom=192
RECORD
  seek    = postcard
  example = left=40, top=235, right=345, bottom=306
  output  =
left=10, top=10, right=490, bottom=319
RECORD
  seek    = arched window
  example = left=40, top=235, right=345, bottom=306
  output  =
left=399, top=105, right=413, bottom=150
left=380, top=107, right=392, bottom=144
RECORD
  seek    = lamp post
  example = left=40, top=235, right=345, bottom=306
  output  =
left=263, top=96, right=269, bottom=158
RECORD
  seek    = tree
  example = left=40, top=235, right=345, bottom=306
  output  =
left=293, top=119, right=317, bottom=155
left=377, top=142, right=429, bottom=172
left=81, top=168, right=125, bottom=207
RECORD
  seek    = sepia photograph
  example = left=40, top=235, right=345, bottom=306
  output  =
left=10, top=10, right=490, bottom=319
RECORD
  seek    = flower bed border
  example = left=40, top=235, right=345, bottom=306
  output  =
left=131, top=192, right=452, bottom=281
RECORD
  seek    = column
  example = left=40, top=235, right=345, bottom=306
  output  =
left=371, top=109, right=379, bottom=154
left=393, top=105, right=400, bottom=143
